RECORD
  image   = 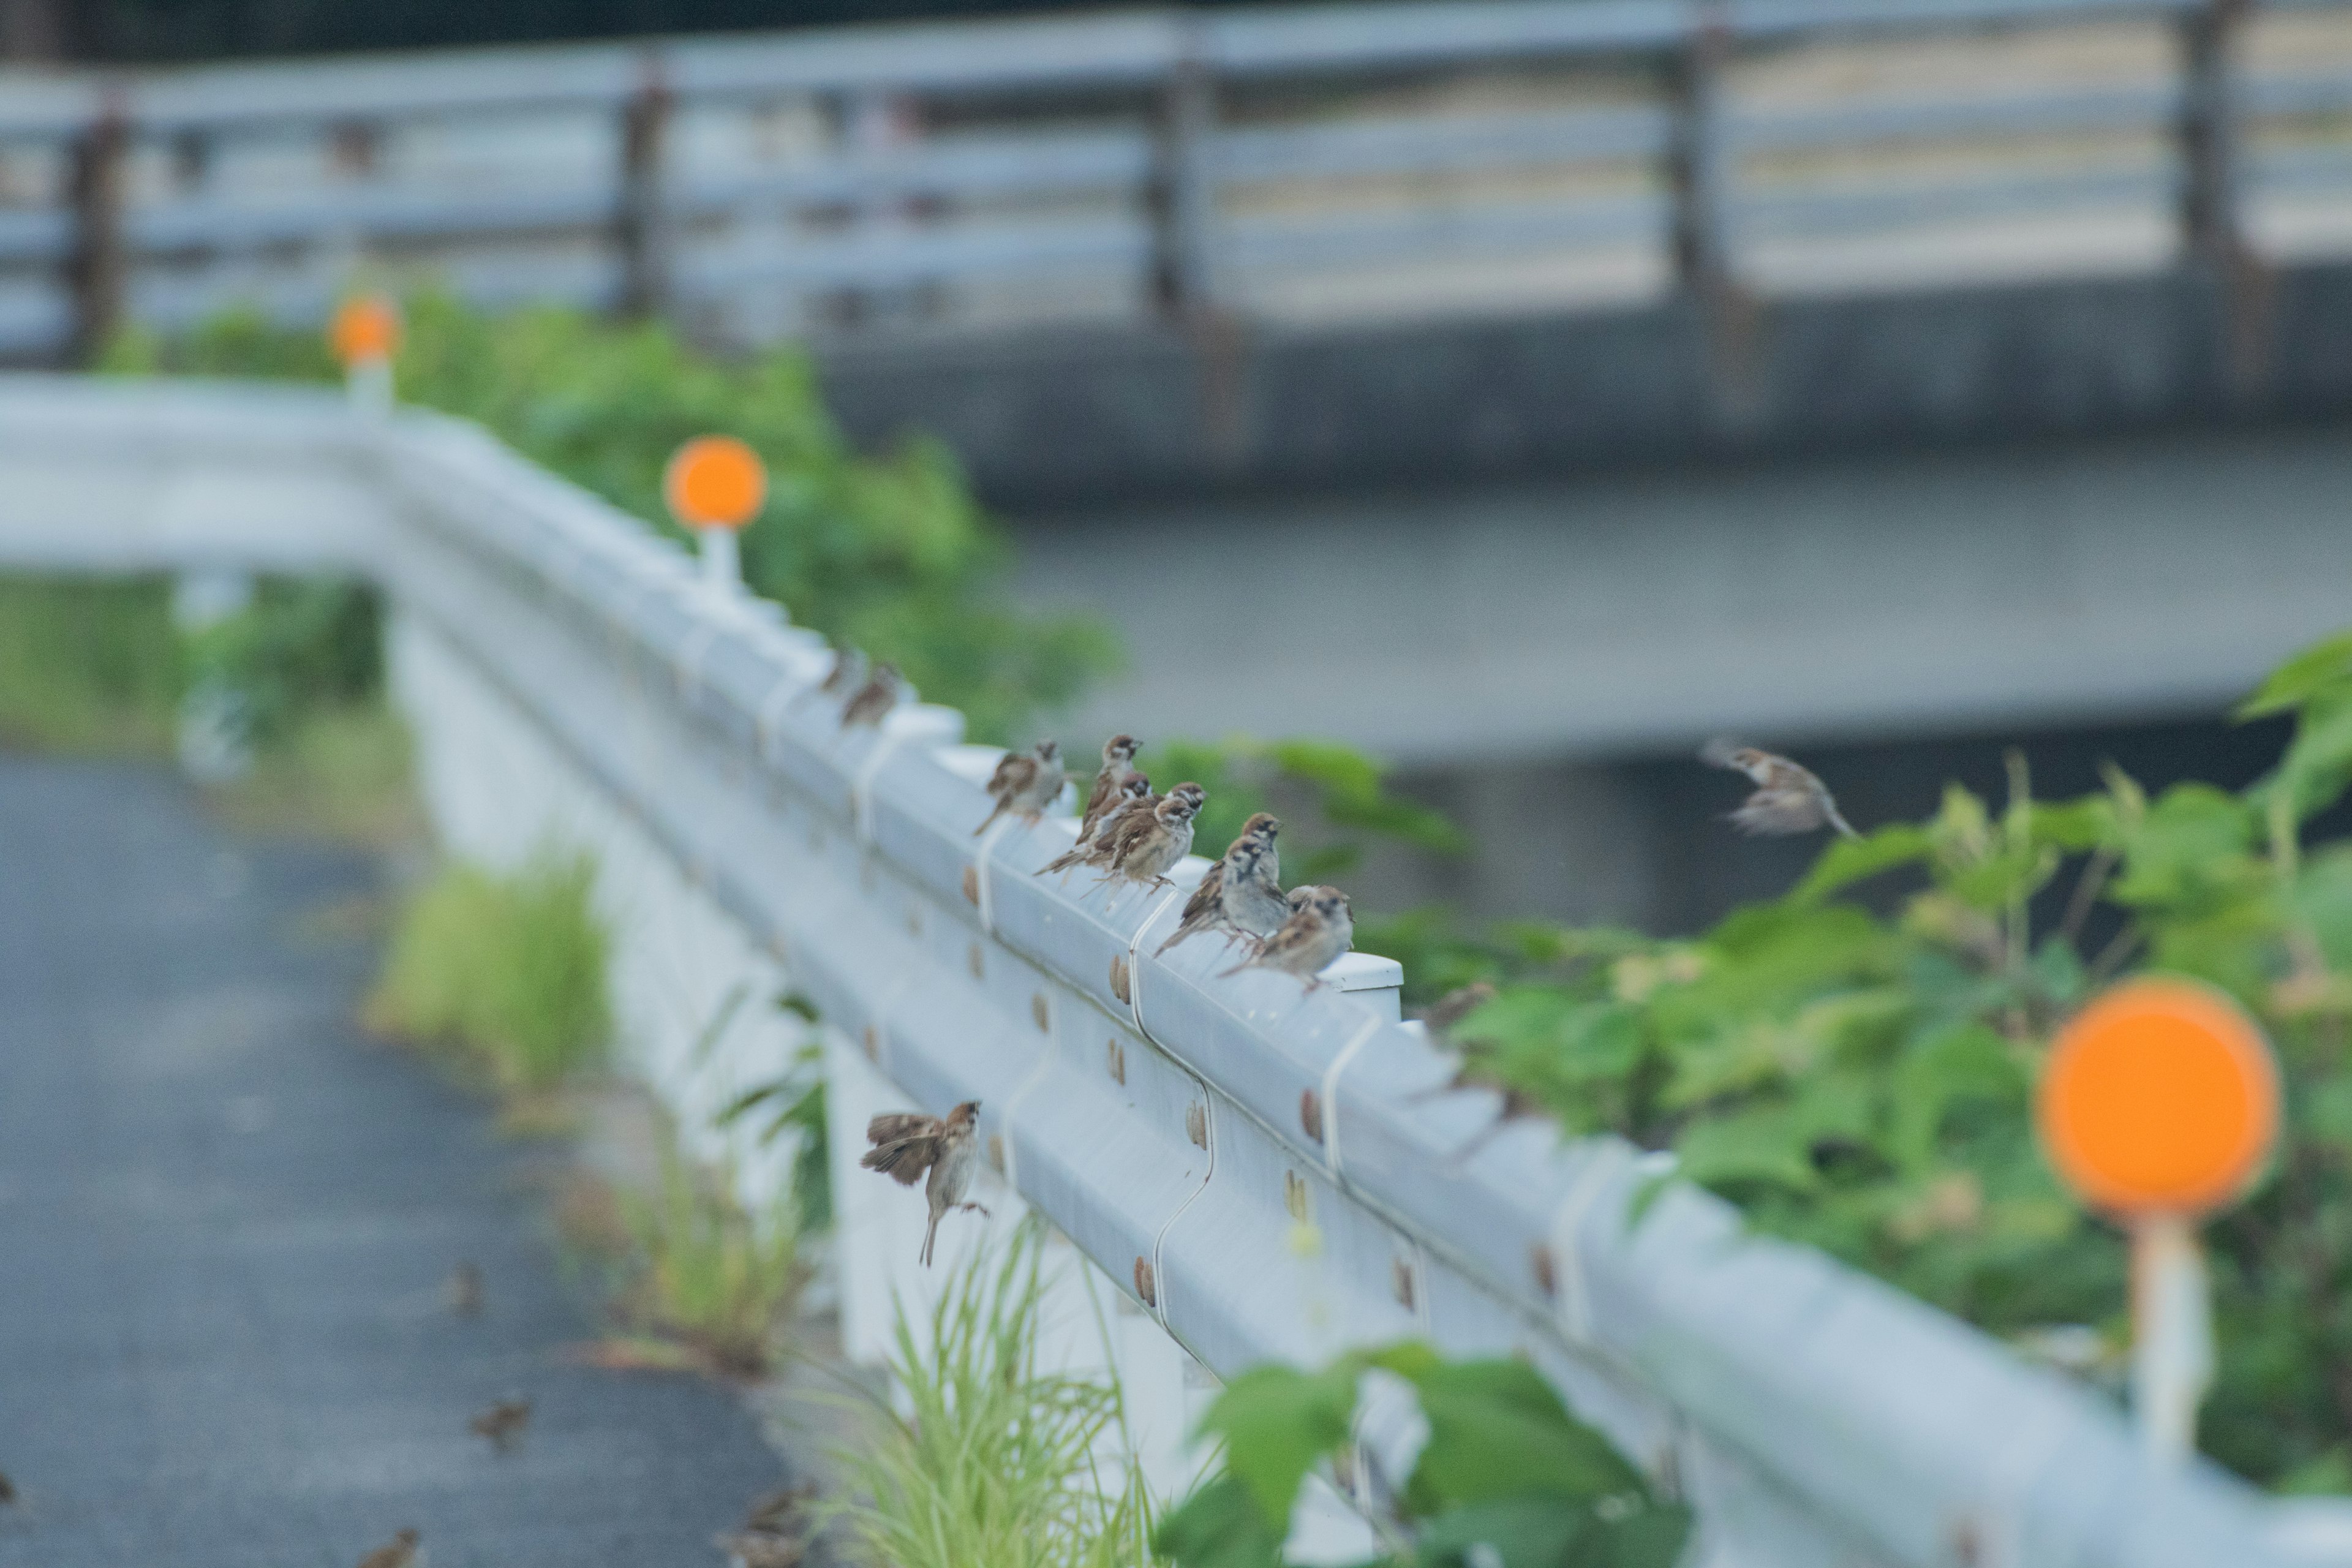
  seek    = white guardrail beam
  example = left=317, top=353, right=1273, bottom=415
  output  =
left=0, top=375, right=2307, bottom=1567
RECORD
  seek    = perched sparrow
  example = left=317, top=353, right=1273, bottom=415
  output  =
left=1077, top=734, right=1142, bottom=842
left=861, top=1101, right=987, bottom=1267
left=1223, top=886, right=1353, bottom=990
left=790, top=647, right=865, bottom=711
left=1098, top=784, right=1204, bottom=895
left=445, top=1260, right=483, bottom=1317
left=840, top=662, right=902, bottom=729
left=1700, top=739, right=1858, bottom=839
left=1157, top=813, right=1286, bottom=956
left=355, top=1528, right=420, bottom=1568
left=1417, top=979, right=1498, bottom=1040
left=1036, top=773, right=1149, bottom=876
left=715, top=1530, right=806, bottom=1568
left=973, top=740, right=1065, bottom=837
left=469, top=1397, right=532, bottom=1453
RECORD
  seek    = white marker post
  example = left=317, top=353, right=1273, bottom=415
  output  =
left=329, top=294, right=402, bottom=419
left=662, top=435, right=767, bottom=601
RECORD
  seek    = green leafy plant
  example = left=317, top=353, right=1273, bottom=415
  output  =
left=1427, top=628, right=2352, bottom=1490
left=364, top=852, right=611, bottom=1090
left=0, top=574, right=181, bottom=755
left=715, top=1030, right=833, bottom=1234
left=111, top=297, right=1118, bottom=742
left=1155, top=1342, right=1688, bottom=1568
left=1148, top=736, right=1466, bottom=884
left=613, top=1144, right=807, bottom=1378
left=823, top=1218, right=1159, bottom=1568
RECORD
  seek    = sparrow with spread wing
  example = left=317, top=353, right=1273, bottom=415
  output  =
left=861, top=1101, right=987, bottom=1267
left=1156, top=813, right=1284, bottom=956
left=973, top=740, right=1065, bottom=837
left=1700, top=740, right=1858, bottom=839
left=1223, top=886, right=1353, bottom=990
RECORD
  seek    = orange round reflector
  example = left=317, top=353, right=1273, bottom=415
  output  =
left=328, top=294, right=402, bottom=365
left=663, top=435, right=768, bottom=531
left=2038, top=978, right=2278, bottom=1217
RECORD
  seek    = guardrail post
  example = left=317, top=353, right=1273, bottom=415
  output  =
left=1667, top=6, right=1758, bottom=421
left=62, top=94, right=128, bottom=368
left=2178, top=0, right=2269, bottom=395
left=616, top=53, right=672, bottom=319
left=1151, top=21, right=1219, bottom=322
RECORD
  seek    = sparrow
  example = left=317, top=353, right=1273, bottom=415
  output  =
left=1036, top=772, right=1149, bottom=876
left=1700, top=739, right=1858, bottom=839
left=973, top=739, right=1065, bottom=836
left=1097, top=783, right=1204, bottom=895
left=1418, top=979, right=1498, bottom=1039
left=0, top=1469, right=13, bottom=1505
left=469, top=1397, right=532, bottom=1452
left=861, top=1100, right=987, bottom=1267
left=742, top=1482, right=816, bottom=1535
left=1077, top=734, right=1142, bottom=842
left=355, top=1528, right=420, bottom=1568
left=1223, top=886, right=1353, bottom=990
left=715, top=1531, right=806, bottom=1568
left=790, top=647, right=864, bottom=711
left=1156, top=813, right=1286, bottom=956
left=840, top=662, right=902, bottom=729
left=445, top=1260, right=483, bottom=1317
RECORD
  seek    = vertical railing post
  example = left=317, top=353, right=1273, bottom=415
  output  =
left=1152, top=19, right=1218, bottom=323
left=2177, top=0, right=2269, bottom=394
left=616, top=51, right=672, bottom=320
left=1667, top=4, right=1759, bottom=421
left=62, top=91, right=128, bottom=368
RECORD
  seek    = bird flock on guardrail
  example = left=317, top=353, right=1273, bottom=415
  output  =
left=822, top=641, right=1861, bottom=1267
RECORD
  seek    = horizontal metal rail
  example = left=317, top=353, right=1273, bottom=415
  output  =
left=0, top=374, right=2305, bottom=1567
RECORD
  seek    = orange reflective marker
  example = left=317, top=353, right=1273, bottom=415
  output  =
left=328, top=293, right=402, bottom=366
left=663, top=435, right=768, bottom=532
left=2038, top=977, right=2278, bottom=1217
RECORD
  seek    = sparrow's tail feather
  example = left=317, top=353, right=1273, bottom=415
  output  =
left=921, top=1212, right=940, bottom=1268
left=1218, top=956, right=1257, bottom=979
left=1154, top=922, right=1197, bottom=958
left=1826, top=801, right=1861, bottom=840
left=972, top=800, right=1009, bottom=838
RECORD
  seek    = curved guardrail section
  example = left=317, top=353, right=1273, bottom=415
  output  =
left=0, top=376, right=2303, bottom=1568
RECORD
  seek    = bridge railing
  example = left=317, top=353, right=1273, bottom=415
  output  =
left=2, top=0, right=2345, bottom=358
left=0, top=372, right=2316, bottom=1566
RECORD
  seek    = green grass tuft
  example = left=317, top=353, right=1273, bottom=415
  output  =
left=617, top=1148, right=807, bottom=1378
left=364, top=853, right=611, bottom=1090
left=0, top=575, right=181, bottom=756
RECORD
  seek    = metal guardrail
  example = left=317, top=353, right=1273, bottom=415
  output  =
left=0, top=0, right=2340, bottom=363
left=0, top=373, right=2310, bottom=1567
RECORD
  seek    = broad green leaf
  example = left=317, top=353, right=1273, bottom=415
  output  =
left=1154, top=1472, right=1291, bottom=1568
left=1194, top=1362, right=1361, bottom=1528
left=2236, top=629, right=2352, bottom=718
left=1789, top=824, right=1933, bottom=905
left=1398, top=1358, right=1644, bottom=1506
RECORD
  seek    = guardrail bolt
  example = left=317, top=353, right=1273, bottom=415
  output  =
left=1390, top=1256, right=1416, bottom=1312
left=1106, top=1038, right=1126, bottom=1084
left=862, top=1025, right=880, bottom=1061
left=1133, top=1256, right=1157, bottom=1308
left=1109, top=954, right=1131, bottom=1003
left=961, top=865, right=980, bottom=905
left=1185, top=1102, right=1208, bottom=1150
left=1529, top=1242, right=1559, bottom=1301
left=1298, top=1088, right=1323, bottom=1144
left=967, top=942, right=984, bottom=980
left=1031, top=993, right=1050, bottom=1032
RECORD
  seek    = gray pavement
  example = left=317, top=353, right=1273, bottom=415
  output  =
left=0, top=756, right=788, bottom=1568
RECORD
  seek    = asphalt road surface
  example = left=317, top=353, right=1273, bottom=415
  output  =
left=0, top=756, right=787, bottom=1568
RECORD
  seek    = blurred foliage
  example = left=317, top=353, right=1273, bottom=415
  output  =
left=715, top=1028, right=832, bottom=1235
left=110, top=296, right=1118, bottom=743
left=1150, top=734, right=1466, bottom=884
left=181, top=577, right=383, bottom=745
left=364, top=852, right=611, bottom=1090
left=1156, top=1341, right=1687, bottom=1568
left=0, top=575, right=182, bottom=755
left=614, top=1142, right=806, bottom=1378
left=1404, top=628, right=2352, bottom=1490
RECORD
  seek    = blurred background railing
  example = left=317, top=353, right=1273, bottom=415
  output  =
left=7, top=0, right=2352, bottom=361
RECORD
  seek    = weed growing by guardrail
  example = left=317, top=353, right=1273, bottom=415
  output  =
left=823, top=1219, right=1159, bottom=1568
left=612, top=1146, right=807, bottom=1378
left=0, top=575, right=181, bottom=753
left=364, top=853, right=611, bottom=1091
left=108, top=297, right=1119, bottom=743
left=1412, top=627, right=2352, bottom=1490
left=1156, top=1341, right=1687, bottom=1568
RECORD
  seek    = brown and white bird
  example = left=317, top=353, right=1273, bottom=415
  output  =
left=1036, top=772, right=1150, bottom=877
left=469, top=1397, right=532, bottom=1453
left=355, top=1528, right=420, bottom=1568
left=861, top=1101, right=987, bottom=1267
left=840, top=662, right=902, bottom=729
left=1700, top=739, right=1858, bottom=839
left=1077, top=734, right=1142, bottom=842
left=1223, top=886, right=1353, bottom=990
left=1156, top=813, right=1286, bottom=956
left=791, top=647, right=865, bottom=711
left=973, top=740, right=1065, bottom=837
left=1098, top=783, right=1204, bottom=896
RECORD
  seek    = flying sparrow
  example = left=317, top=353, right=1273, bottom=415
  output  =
left=1077, top=734, right=1142, bottom=842
left=840, top=662, right=902, bottom=729
left=715, top=1530, right=806, bottom=1568
left=1036, top=772, right=1149, bottom=876
left=445, top=1260, right=483, bottom=1317
left=1700, top=739, right=1858, bottom=839
left=861, top=1101, right=987, bottom=1267
left=973, top=739, right=1065, bottom=836
left=355, top=1528, right=420, bottom=1568
left=1156, top=813, right=1285, bottom=956
left=469, top=1397, right=532, bottom=1453
left=1223, top=886, right=1353, bottom=990
left=1098, top=783, right=1204, bottom=896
